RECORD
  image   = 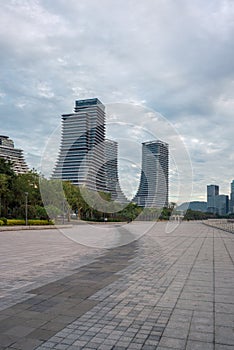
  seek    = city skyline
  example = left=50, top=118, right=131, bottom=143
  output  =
left=0, top=1, right=233, bottom=202
left=52, top=98, right=168, bottom=207
left=1, top=130, right=233, bottom=214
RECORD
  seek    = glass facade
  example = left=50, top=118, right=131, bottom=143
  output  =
left=133, top=140, right=169, bottom=208
left=207, top=185, right=219, bottom=214
left=104, top=139, right=128, bottom=203
left=52, top=98, right=106, bottom=191
left=216, top=195, right=229, bottom=216
left=230, top=180, right=234, bottom=214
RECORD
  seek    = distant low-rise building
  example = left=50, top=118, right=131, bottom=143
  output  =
left=0, top=135, right=29, bottom=174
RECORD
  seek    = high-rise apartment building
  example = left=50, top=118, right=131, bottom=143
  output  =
left=52, top=98, right=106, bottom=191
left=133, top=140, right=169, bottom=208
left=207, top=185, right=219, bottom=214
left=104, top=139, right=128, bottom=203
left=0, top=135, right=29, bottom=174
left=230, top=180, right=234, bottom=214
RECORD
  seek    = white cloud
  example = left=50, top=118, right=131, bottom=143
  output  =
left=37, top=82, right=55, bottom=99
left=0, top=0, right=233, bottom=203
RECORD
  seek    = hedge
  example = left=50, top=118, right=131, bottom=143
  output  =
left=7, top=219, right=25, bottom=225
left=28, top=220, right=54, bottom=225
left=6, top=219, right=54, bottom=226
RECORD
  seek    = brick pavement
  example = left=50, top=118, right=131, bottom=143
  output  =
left=0, top=222, right=234, bottom=349
left=0, top=228, right=105, bottom=310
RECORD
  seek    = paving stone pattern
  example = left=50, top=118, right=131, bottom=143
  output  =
left=0, top=222, right=234, bottom=349
left=0, top=229, right=105, bottom=310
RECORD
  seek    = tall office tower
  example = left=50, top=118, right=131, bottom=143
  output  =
left=104, top=139, right=128, bottom=203
left=207, top=184, right=219, bottom=214
left=230, top=180, right=234, bottom=214
left=52, top=98, right=106, bottom=191
left=0, top=135, right=29, bottom=174
left=216, top=195, right=229, bottom=216
left=133, top=140, right=169, bottom=208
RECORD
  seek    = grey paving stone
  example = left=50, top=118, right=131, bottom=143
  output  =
left=215, top=326, right=234, bottom=346
left=189, top=331, right=214, bottom=342
left=142, top=345, right=158, bottom=350
left=159, top=336, right=186, bottom=349
left=144, top=339, right=159, bottom=346
left=186, top=340, right=214, bottom=349
left=5, top=325, right=35, bottom=337
left=53, top=344, right=69, bottom=350
left=215, top=345, right=234, bottom=350
left=156, top=347, right=175, bottom=350
left=215, top=312, right=234, bottom=327
left=114, top=341, right=132, bottom=348
left=71, top=339, right=88, bottom=347
left=127, top=343, right=144, bottom=349
left=39, top=341, right=57, bottom=348
left=190, top=322, right=213, bottom=333
left=162, top=327, right=189, bottom=339
left=216, top=302, right=234, bottom=314
left=7, top=337, right=44, bottom=350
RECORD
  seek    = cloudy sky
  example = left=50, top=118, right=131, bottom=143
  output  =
left=0, top=0, right=233, bottom=203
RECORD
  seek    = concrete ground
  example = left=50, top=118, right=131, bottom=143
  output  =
left=0, top=222, right=233, bottom=349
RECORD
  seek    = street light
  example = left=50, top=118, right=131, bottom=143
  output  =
left=25, top=192, right=28, bottom=225
left=62, top=198, right=65, bottom=224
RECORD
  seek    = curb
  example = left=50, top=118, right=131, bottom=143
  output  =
left=0, top=225, right=72, bottom=231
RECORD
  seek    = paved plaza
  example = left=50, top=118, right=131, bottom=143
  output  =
left=0, top=222, right=234, bottom=349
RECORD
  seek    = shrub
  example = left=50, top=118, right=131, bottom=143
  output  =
left=28, top=220, right=54, bottom=225
left=0, top=220, right=4, bottom=226
left=35, top=206, right=49, bottom=220
left=0, top=217, right=7, bottom=225
left=7, top=219, right=25, bottom=225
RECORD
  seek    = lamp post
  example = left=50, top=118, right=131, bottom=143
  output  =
left=62, top=198, right=65, bottom=224
left=25, top=192, right=28, bottom=225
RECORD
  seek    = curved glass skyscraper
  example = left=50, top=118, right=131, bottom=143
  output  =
left=133, top=140, right=169, bottom=208
left=52, top=98, right=106, bottom=192
left=104, top=139, right=128, bottom=203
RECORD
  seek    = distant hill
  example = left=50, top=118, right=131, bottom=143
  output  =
left=177, top=201, right=207, bottom=213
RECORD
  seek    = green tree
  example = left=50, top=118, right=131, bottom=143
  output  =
left=9, top=170, right=42, bottom=218
left=183, top=209, right=209, bottom=220
left=0, top=158, right=15, bottom=177
left=0, top=159, right=16, bottom=217
left=0, top=173, right=8, bottom=217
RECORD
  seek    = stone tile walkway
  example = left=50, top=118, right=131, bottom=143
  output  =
left=0, top=222, right=234, bottom=349
left=0, top=229, right=105, bottom=311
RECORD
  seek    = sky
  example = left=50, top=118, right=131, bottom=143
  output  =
left=0, top=0, right=234, bottom=203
